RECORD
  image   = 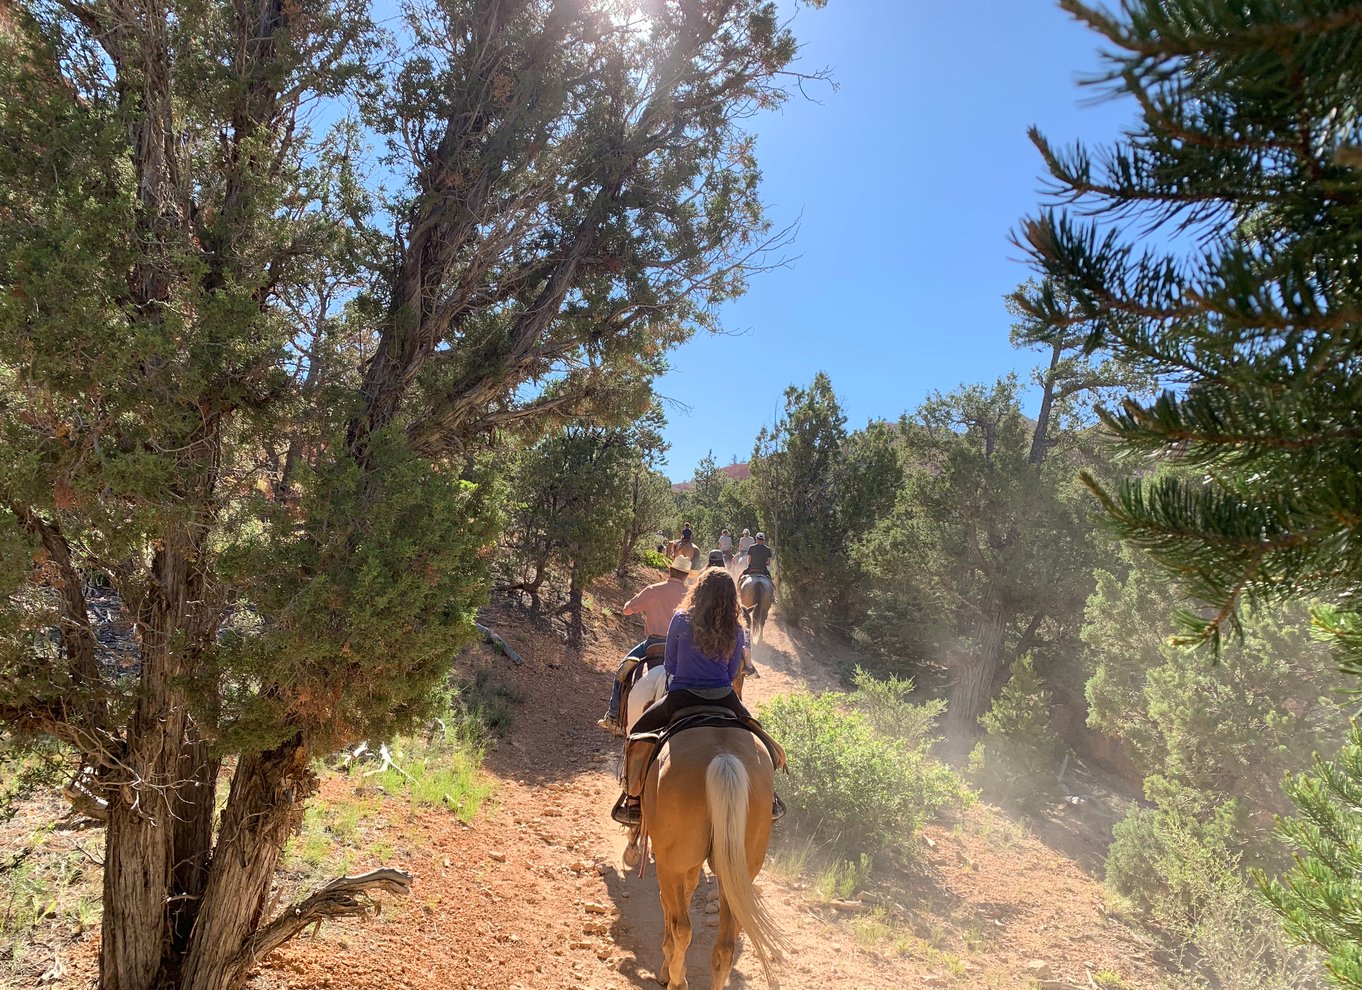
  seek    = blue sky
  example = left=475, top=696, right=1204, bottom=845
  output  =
left=655, top=1, right=1136, bottom=479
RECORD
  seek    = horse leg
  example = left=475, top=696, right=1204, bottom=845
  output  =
left=710, top=891, right=740, bottom=989
left=623, top=825, right=642, bottom=869
left=757, top=592, right=772, bottom=644
left=656, top=863, right=699, bottom=989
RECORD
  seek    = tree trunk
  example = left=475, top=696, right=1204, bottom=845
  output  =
left=1028, top=340, right=1062, bottom=465
left=944, top=582, right=1008, bottom=745
left=179, top=740, right=315, bottom=990
left=102, top=528, right=220, bottom=990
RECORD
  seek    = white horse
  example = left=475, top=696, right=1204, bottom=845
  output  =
left=626, top=662, right=669, bottom=732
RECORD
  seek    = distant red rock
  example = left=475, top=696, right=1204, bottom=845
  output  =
left=672, top=462, right=750, bottom=492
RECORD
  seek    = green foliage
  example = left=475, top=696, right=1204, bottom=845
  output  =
left=968, top=656, right=1059, bottom=811
left=856, top=370, right=1119, bottom=741
left=637, top=546, right=670, bottom=571
left=985, top=0, right=1362, bottom=931
left=1083, top=544, right=1345, bottom=823
left=503, top=424, right=637, bottom=595
left=750, top=373, right=898, bottom=630
left=1107, top=802, right=1245, bottom=926
left=616, top=404, right=676, bottom=573
left=1084, top=545, right=1339, bottom=987
left=1109, top=803, right=1324, bottom=990
left=1019, top=2, right=1362, bottom=672
left=215, top=434, right=504, bottom=754
left=1262, top=726, right=1362, bottom=990
left=847, top=667, right=945, bottom=749
left=759, top=690, right=970, bottom=860
left=673, top=452, right=760, bottom=552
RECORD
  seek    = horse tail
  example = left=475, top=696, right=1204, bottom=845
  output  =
left=705, top=754, right=786, bottom=986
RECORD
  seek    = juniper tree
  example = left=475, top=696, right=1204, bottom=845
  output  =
left=868, top=376, right=1108, bottom=742
left=1018, top=1, right=1362, bottom=981
left=617, top=402, right=675, bottom=574
left=0, top=1, right=825, bottom=987
left=855, top=284, right=1137, bottom=741
left=504, top=418, right=660, bottom=608
left=750, top=373, right=898, bottom=630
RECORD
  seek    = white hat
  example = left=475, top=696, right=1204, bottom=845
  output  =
left=670, top=554, right=693, bottom=572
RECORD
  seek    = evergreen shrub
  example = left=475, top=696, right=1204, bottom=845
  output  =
left=760, top=691, right=970, bottom=860
left=967, top=656, right=1059, bottom=811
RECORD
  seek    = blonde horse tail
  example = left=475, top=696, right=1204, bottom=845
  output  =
left=705, top=754, right=786, bottom=987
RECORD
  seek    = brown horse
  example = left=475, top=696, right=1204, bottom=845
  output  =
left=637, top=725, right=784, bottom=989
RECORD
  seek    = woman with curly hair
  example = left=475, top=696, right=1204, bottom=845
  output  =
left=613, top=567, right=750, bottom=824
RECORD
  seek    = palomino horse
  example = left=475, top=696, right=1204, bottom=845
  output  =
left=636, top=726, right=784, bottom=989
left=623, top=666, right=745, bottom=864
left=738, top=574, right=773, bottom=646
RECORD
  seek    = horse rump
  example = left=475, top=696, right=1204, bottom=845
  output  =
left=705, top=754, right=786, bottom=985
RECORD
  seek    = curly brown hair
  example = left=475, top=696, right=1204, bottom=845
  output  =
left=679, top=568, right=742, bottom=661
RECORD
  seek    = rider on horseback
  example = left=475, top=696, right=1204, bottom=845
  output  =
left=613, top=568, right=751, bottom=824
left=742, top=532, right=773, bottom=578
left=597, top=555, right=692, bottom=734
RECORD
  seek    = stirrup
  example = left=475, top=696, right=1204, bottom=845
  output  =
left=772, top=793, right=787, bottom=822
left=611, top=794, right=641, bottom=826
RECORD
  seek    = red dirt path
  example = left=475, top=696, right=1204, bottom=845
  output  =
left=257, top=575, right=1168, bottom=990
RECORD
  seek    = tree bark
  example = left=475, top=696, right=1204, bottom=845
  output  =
left=102, top=526, right=220, bottom=990
left=1028, top=339, right=1062, bottom=465
left=179, top=739, right=315, bottom=990
left=944, top=581, right=1008, bottom=745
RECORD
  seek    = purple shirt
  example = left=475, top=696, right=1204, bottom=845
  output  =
left=664, top=612, right=746, bottom=691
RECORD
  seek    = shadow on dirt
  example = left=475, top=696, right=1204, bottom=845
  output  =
left=599, top=860, right=758, bottom=989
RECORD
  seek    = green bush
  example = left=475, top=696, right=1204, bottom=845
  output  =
left=1106, top=801, right=1243, bottom=926
left=636, top=546, right=670, bottom=571
left=1107, top=801, right=1324, bottom=989
left=848, top=667, right=945, bottom=747
left=760, top=691, right=970, bottom=859
left=967, top=655, right=1059, bottom=812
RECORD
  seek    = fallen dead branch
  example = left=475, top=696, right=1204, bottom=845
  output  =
left=476, top=622, right=524, bottom=665
left=235, top=868, right=413, bottom=975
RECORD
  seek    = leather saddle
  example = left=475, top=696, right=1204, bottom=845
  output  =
left=624, top=707, right=787, bottom=796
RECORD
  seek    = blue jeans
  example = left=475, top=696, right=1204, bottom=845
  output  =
left=606, top=636, right=666, bottom=718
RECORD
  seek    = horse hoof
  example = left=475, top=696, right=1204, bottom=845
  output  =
left=623, top=844, right=641, bottom=869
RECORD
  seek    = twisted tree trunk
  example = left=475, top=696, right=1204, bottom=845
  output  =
left=102, top=526, right=221, bottom=990
left=944, top=581, right=1008, bottom=746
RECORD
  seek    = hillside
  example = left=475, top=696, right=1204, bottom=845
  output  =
left=263, top=573, right=1168, bottom=990
left=1, top=570, right=1172, bottom=990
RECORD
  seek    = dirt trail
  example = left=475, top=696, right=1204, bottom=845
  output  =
left=261, top=580, right=1164, bottom=990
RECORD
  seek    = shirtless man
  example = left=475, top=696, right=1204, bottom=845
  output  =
left=597, top=555, right=691, bottom=734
